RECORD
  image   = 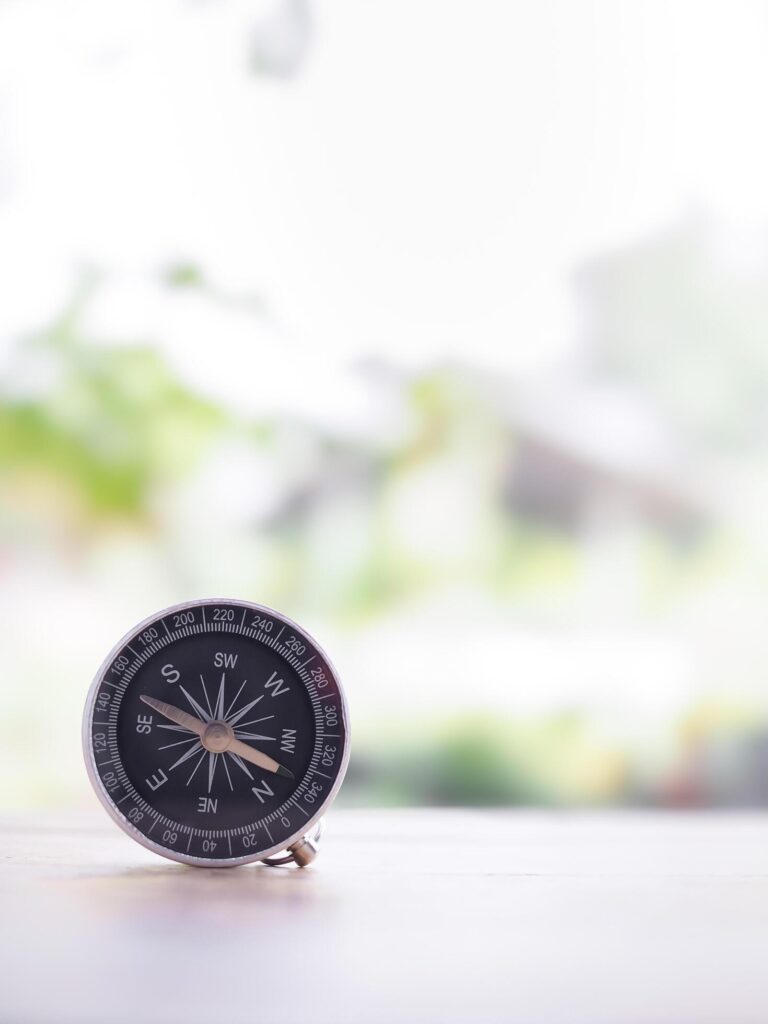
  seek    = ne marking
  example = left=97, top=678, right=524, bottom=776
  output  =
left=264, top=823, right=274, bottom=843
left=162, top=620, right=171, bottom=638
left=299, top=655, right=316, bottom=669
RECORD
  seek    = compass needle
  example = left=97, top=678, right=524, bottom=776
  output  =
left=140, top=695, right=205, bottom=736
left=85, top=600, right=348, bottom=865
left=227, top=751, right=254, bottom=780
left=227, top=736, right=294, bottom=779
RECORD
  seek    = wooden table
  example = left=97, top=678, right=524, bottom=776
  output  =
left=2, top=808, right=768, bottom=1023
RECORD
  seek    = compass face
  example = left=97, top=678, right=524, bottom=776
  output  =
left=83, top=600, right=349, bottom=866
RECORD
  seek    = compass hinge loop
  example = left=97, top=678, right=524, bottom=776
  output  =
left=261, top=818, right=324, bottom=868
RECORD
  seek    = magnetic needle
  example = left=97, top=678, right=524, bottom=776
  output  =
left=82, top=599, right=350, bottom=867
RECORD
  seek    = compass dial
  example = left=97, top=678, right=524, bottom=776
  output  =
left=83, top=599, right=350, bottom=866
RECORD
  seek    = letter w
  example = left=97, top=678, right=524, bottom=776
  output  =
left=265, top=671, right=289, bottom=697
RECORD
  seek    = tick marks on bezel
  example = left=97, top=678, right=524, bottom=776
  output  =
left=84, top=599, right=348, bottom=866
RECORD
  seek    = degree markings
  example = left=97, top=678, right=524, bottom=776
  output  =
left=93, top=608, right=344, bottom=856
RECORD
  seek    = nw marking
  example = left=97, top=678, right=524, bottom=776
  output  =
left=280, top=728, right=296, bottom=754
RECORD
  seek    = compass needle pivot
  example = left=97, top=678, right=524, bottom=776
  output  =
left=84, top=600, right=349, bottom=866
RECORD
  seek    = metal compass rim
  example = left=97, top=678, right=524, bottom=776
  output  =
left=82, top=596, right=351, bottom=868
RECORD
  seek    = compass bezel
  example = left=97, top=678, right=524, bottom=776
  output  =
left=82, top=597, right=351, bottom=867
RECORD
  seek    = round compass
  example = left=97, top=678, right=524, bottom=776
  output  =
left=82, top=599, right=350, bottom=867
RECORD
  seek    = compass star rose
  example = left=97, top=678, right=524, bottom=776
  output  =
left=141, top=672, right=293, bottom=792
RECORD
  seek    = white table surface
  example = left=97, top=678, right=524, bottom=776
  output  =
left=2, top=807, right=768, bottom=1024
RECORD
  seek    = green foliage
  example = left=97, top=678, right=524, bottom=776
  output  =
left=347, top=713, right=629, bottom=807
left=0, top=303, right=224, bottom=521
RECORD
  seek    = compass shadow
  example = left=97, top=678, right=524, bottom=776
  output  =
left=63, top=860, right=327, bottom=922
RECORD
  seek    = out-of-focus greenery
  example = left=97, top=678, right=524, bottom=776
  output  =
left=349, top=714, right=626, bottom=807
left=2, top=243, right=768, bottom=808
left=0, top=288, right=225, bottom=525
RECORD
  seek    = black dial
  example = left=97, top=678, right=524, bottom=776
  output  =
left=83, top=600, right=349, bottom=865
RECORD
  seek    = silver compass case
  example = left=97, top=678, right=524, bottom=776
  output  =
left=82, top=598, right=351, bottom=867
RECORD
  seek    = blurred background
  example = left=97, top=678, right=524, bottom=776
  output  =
left=3, top=0, right=768, bottom=812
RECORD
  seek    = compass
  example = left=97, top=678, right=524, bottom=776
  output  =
left=82, top=599, right=350, bottom=867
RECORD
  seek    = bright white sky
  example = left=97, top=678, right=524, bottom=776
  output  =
left=4, top=1, right=768, bottom=786
left=1, top=0, right=767, bottom=419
